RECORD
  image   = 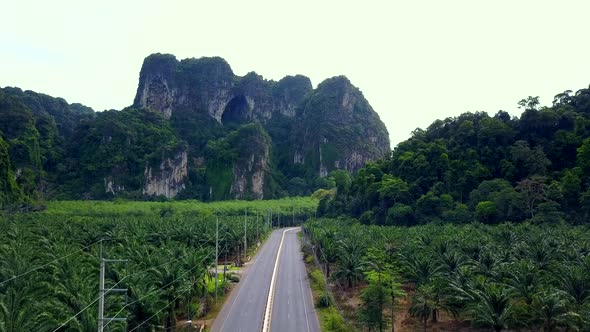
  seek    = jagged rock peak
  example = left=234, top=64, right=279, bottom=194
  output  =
left=133, top=53, right=312, bottom=122
left=312, top=75, right=363, bottom=112
left=294, top=75, right=391, bottom=175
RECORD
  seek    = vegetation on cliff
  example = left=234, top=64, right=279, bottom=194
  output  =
left=1, top=54, right=390, bottom=204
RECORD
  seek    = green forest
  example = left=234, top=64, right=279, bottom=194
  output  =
left=0, top=55, right=390, bottom=206
left=302, top=85, right=590, bottom=332
left=319, top=87, right=590, bottom=226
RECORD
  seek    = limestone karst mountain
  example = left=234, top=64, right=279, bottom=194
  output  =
left=0, top=53, right=390, bottom=204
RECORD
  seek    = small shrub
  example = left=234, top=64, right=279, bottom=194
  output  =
left=317, top=292, right=332, bottom=308
left=321, top=307, right=348, bottom=332
left=159, top=205, right=174, bottom=218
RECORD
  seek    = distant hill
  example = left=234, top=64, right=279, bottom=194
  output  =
left=320, top=86, right=590, bottom=225
left=0, top=54, right=390, bottom=206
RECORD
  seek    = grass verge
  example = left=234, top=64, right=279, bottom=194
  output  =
left=300, top=233, right=349, bottom=332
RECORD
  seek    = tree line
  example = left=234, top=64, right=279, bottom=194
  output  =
left=318, top=86, right=590, bottom=226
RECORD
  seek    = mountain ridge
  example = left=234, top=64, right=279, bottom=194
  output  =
left=0, top=53, right=390, bottom=206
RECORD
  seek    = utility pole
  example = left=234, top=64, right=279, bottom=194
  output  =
left=224, top=223, right=228, bottom=281
left=244, top=209, right=247, bottom=263
left=256, top=212, right=260, bottom=245
left=98, top=241, right=104, bottom=332
left=215, top=216, right=219, bottom=303
left=98, top=241, right=128, bottom=332
left=270, top=209, right=273, bottom=229
left=187, top=296, right=193, bottom=332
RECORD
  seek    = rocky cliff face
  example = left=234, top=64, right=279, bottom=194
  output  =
left=143, top=150, right=188, bottom=198
left=205, top=123, right=272, bottom=200
left=131, top=54, right=390, bottom=198
left=133, top=54, right=389, bottom=190
left=294, top=76, right=391, bottom=175
left=0, top=54, right=390, bottom=202
left=134, top=54, right=312, bottom=124
left=230, top=149, right=269, bottom=200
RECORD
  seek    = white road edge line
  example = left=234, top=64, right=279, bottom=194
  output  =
left=262, top=228, right=298, bottom=332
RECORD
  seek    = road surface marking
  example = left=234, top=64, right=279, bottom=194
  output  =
left=262, top=228, right=298, bottom=332
left=219, top=232, right=276, bottom=332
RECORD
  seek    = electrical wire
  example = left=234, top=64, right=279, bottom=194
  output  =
left=0, top=239, right=102, bottom=286
left=0, top=231, right=216, bottom=286
left=52, top=237, right=215, bottom=331
left=102, top=252, right=213, bottom=330
left=128, top=289, right=191, bottom=332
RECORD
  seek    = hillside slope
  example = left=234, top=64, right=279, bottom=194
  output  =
left=0, top=54, right=390, bottom=203
left=320, top=88, right=590, bottom=225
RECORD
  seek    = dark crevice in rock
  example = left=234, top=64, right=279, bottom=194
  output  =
left=221, top=95, right=250, bottom=128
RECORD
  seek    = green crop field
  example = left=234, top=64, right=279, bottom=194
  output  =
left=0, top=197, right=317, bottom=331
left=43, top=196, right=317, bottom=218
left=304, top=218, right=590, bottom=331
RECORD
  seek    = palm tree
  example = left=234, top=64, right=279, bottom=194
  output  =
left=318, top=228, right=339, bottom=278
left=404, top=255, right=442, bottom=287
left=409, top=286, right=434, bottom=331
left=0, top=285, right=53, bottom=332
left=439, top=251, right=465, bottom=276
left=525, top=241, right=554, bottom=271
left=471, top=250, right=499, bottom=279
left=506, top=260, right=538, bottom=305
left=464, top=282, right=513, bottom=332
left=331, top=240, right=365, bottom=289
left=532, top=289, right=568, bottom=332
left=557, top=266, right=590, bottom=306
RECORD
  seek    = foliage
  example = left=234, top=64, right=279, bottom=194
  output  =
left=0, top=199, right=284, bottom=330
left=301, top=232, right=349, bottom=332
left=43, top=196, right=317, bottom=221
left=70, top=107, right=182, bottom=199
left=205, top=123, right=274, bottom=200
left=305, top=217, right=590, bottom=331
left=290, top=76, right=389, bottom=192
left=321, top=84, right=590, bottom=225
left=0, top=137, right=24, bottom=209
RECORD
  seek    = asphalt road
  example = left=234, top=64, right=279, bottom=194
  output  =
left=211, top=228, right=319, bottom=332
left=270, top=229, right=320, bottom=332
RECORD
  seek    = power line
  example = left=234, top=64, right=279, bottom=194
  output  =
left=53, top=237, right=214, bottom=331
left=128, top=289, right=190, bottom=332
left=53, top=250, right=203, bottom=332
left=0, top=239, right=102, bottom=287
left=52, top=279, right=121, bottom=332
left=0, top=231, right=216, bottom=286
left=101, top=252, right=213, bottom=330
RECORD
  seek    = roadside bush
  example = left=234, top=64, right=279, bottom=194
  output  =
left=228, top=274, right=240, bottom=282
left=317, top=292, right=332, bottom=308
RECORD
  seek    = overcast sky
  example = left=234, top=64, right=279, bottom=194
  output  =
left=2, top=0, right=590, bottom=147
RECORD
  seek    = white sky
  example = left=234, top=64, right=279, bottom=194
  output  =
left=1, top=0, right=590, bottom=147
